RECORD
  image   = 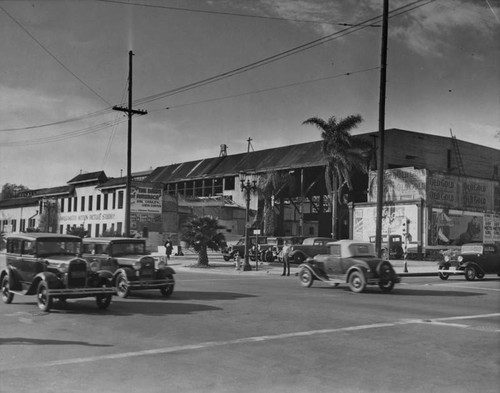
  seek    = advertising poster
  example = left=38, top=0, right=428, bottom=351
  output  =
left=431, top=209, right=483, bottom=245
left=368, top=168, right=426, bottom=202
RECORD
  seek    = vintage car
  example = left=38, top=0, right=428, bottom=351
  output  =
left=288, top=237, right=332, bottom=264
left=369, top=234, right=404, bottom=260
left=82, top=237, right=175, bottom=298
left=438, top=243, right=500, bottom=281
left=221, top=236, right=267, bottom=261
left=1, top=233, right=114, bottom=312
left=298, top=240, right=400, bottom=293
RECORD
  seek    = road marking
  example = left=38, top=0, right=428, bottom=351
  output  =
left=2, top=313, right=499, bottom=372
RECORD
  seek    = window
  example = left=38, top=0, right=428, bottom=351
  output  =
left=20, top=219, right=26, bottom=232
left=118, top=191, right=124, bottom=209
left=103, top=223, right=107, bottom=234
left=88, top=195, right=93, bottom=211
left=96, top=195, right=101, bottom=210
left=95, top=223, right=100, bottom=237
left=60, top=198, right=65, bottom=212
left=87, top=224, right=92, bottom=237
left=116, top=222, right=123, bottom=236
left=330, top=245, right=341, bottom=257
left=11, top=219, right=16, bottom=232
left=73, top=197, right=78, bottom=212
left=59, top=225, right=63, bottom=234
left=7, top=238, right=22, bottom=254
left=104, top=194, right=108, bottom=210
left=68, top=197, right=72, bottom=212
left=224, top=176, right=235, bottom=191
left=23, top=240, right=35, bottom=255
left=214, top=178, right=223, bottom=195
left=112, top=192, right=116, bottom=209
left=81, top=196, right=85, bottom=211
left=447, top=149, right=452, bottom=170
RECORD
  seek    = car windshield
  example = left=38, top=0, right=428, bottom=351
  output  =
left=37, top=240, right=81, bottom=256
left=110, top=242, right=147, bottom=256
left=349, top=244, right=376, bottom=257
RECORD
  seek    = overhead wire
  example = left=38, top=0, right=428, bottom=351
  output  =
left=0, top=5, right=112, bottom=107
left=1, top=0, right=434, bottom=138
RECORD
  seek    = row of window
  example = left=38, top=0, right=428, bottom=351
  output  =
left=60, top=191, right=124, bottom=213
left=1, top=218, right=37, bottom=233
left=166, top=177, right=235, bottom=197
left=60, top=222, right=123, bottom=237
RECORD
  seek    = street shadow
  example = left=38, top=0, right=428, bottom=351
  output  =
left=0, top=337, right=112, bottom=347
left=133, top=290, right=257, bottom=301
left=45, top=299, right=223, bottom=316
left=310, top=286, right=483, bottom=297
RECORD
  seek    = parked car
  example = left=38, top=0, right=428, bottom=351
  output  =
left=369, top=234, right=404, bottom=259
left=1, top=233, right=114, bottom=312
left=298, top=240, right=400, bottom=293
left=438, top=243, right=500, bottom=281
left=288, top=237, right=332, bottom=264
left=82, top=237, right=175, bottom=298
left=221, top=236, right=267, bottom=261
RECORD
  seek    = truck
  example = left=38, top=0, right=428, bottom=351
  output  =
left=287, top=237, right=332, bottom=264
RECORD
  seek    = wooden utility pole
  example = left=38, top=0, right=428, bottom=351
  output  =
left=113, top=51, right=147, bottom=236
left=375, top=0, right=389, bottom=257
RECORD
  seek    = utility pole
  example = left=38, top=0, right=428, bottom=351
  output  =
left=375, top=0, right=389, bottom=258
left=113, top=51, right=147, bottom=237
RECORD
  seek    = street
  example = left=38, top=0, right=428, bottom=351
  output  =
left=1, top=265, right=499, bottom=393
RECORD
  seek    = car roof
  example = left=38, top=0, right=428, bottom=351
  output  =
left=83, top=237, right=144, bottom=243
left=5, top=232, right=81, bottom=241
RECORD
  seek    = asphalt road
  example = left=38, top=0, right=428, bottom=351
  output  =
left=1, top=268, right=499, bottom=393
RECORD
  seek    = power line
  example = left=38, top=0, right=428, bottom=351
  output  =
left=133, top=0, right=433, bottom=107
left=0, top=5, right=112, bottom=106
left=162, top=67, right=379, bottom=111
left=96, top=0, right=381, bottom=27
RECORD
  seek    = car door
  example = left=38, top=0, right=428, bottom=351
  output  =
left=482, top=245, right=499, bottom=274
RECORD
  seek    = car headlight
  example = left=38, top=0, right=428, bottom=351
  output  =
left=444, top=255, right=450, bottom=262
left=157, top=261, right=166, bottom=269
left=133, top=261, right=142, bottom=270
left=58, top=263, right=68, bottom=273
left=90, top=262, right=99, bottom=272
left=457, top=256, right=463, bottom=263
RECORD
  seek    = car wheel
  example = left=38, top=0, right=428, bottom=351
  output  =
left=116, top=273, right=130, bottom=298
left=1, top=275, right=14, bottom=304
left=160, top=276, right=175, bottom=297
left=96, top=294, right=112, bottom=310
left=348, top=271, right=366, bottom=293
left=299, top=268, right=313, bottom=288
left=37, top=281, right=53, bottom=312
left=294, top=254, right=304, bottom=265
left=378, top=280, right=395, bottom=293
left=464, top=266, right=476, bottom=281
left=438, top=265, right=450, bottom=280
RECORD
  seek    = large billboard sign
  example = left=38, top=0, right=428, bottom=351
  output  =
left=130, top=186, right=162, bottom=214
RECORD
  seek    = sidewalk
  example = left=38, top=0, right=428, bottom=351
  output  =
left=168, top=254, right=439, bottom=277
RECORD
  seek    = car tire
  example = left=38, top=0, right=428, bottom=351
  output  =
left=438, top=265, right=450, bottom=280
left=1, top=275, right=14, bottom=304
left=37, top=281, right=53, bottom=312
left=299, top=268, right=314, bottom=288
left=160, top=276, right=175, bottom=297
left=116, top=273, right=130, bottom=298
left=96, top=294, right=112, bottom=310
left=348, top=271, right=366, bottom=293
left=464, top=266, right=476, bottom=281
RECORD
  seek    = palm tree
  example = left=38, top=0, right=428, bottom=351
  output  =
left=302, top=114, right=370, bottom=239
left=180, top=215, right=226, bottom=267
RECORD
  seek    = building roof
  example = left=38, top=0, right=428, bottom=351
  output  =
left=67, top=171, right=107, bottom=185
left=146, top=140, right=326, bottom=183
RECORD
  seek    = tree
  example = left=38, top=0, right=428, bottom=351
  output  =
left=302, top=114, right=370, bottom=239
left=67, top=225, right=88, bottom=238
left=257, top=171, right=290, bottom=236
left=180, top=215, right=226, bottom=267
left=0, top=183, right=30, bottom=201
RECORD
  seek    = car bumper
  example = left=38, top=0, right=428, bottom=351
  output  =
left=47, top=287, right=115, bottom=296
left=124, top=278, right=175, bottom=289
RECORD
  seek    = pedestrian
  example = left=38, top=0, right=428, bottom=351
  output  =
left=281, top=241, right=291, bottom=276
left=164, top=238, right=173, bottom=259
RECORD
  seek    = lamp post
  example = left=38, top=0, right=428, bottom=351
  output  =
left=240, top=174, right=257, bottom=271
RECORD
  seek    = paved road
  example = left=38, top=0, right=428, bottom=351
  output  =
left=1, top=265, right=499, bottom=393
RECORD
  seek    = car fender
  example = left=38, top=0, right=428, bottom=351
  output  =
left=1, top=267, right=23, bottom=291
left=346, top=266, right=368, bottom=282
left=459, top=261, right=485, bottom=275
left=25, top=272, right=62, bottom=295
left=156, top=266, right=176, bottom=279
left=97, top=269, right=114, bottom=282
left=298, top=262, right=327, bottom=281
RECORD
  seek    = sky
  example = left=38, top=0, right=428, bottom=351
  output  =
left=0, top=0, right=499, bottom=190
